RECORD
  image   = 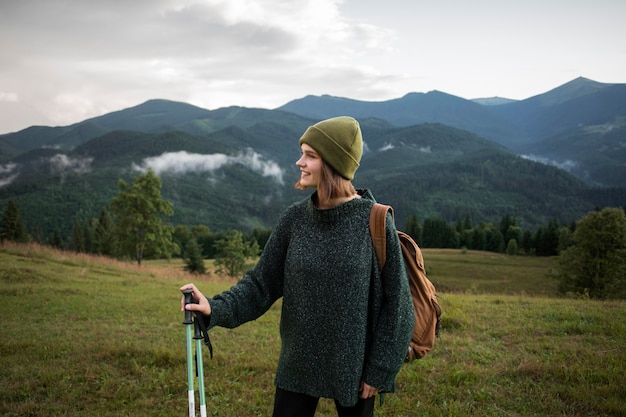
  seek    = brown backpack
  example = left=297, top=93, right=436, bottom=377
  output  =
left=370, top=203, right=442, bottom=361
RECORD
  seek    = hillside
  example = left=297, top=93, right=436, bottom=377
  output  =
left=0, top=116, right=618, bottom=239
left=1, top=78, right=625, bottom=238
left=277, top=77, right=626, bottom=187
left=522, top=118, right=626, bottom=187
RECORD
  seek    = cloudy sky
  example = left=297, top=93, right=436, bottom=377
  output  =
left=1, top=0, right=624, bottom=134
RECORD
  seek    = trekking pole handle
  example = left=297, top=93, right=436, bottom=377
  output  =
left=193, top=316, right=203, bottom=340
left=182, top=289, right=195, bottom=325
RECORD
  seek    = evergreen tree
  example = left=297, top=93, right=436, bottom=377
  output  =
left=505, top=225, right=522, bottom=247
left=404, top=214, right=423, bottom=245
left=463, top=214, right=472, bottom=231
left=93, top=209, right=114, bottom=256
left=70, top=220, right=86, bottom=253
left=214, top=230, right=260, bottom=277
left=252, top=227, right=272, bottom=250
left=183, top=239, right=206, bottom=274
left=47, top=228, right=64, bottom=249
left=485, top=226, right=505, bottom=253
left=535, top=218, right=560, bottom=256
left=521, top=230, right=533, bottom=254
left=499, top=214, right=517, bottom=240
left=458, top=229, right=473, bottom=249
left=455, top=216, right=463, bottom=234
left=0, top=200, right=30, bottom=243
left=469, top=225, right=487, bottom=251
left=422, top=217, right=455, bottom=248
left=83, top=219, right=94, bottom=253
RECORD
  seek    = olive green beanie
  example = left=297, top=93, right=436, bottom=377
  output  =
left=299, top=116, right=363, bottom=180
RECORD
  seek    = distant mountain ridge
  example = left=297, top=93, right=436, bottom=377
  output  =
left=471, top=97, right=518, bottom=106
left=277, top=77, right=626, bottom=187
left=0, top=77, right=625, bottom=239
left=277, top=77, right=621, bottom=144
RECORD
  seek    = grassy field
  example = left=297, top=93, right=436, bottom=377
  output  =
left=1, top=242, right=624, bottom=416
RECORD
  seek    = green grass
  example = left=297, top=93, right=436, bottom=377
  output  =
left=1, top=243, right=624, bottom=416
left=423, top=249, right=562, bottom=296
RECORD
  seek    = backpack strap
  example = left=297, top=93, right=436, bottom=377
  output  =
left=369, top=203, right=393, bottom=270
left=369, top=203, right=395, bottom=407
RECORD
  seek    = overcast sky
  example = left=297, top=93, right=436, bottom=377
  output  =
left=1, top=0, right=624, bottom=134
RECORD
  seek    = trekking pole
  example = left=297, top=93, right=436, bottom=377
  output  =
left=194, top=316, right=207, bottom=417
left=182, top=289, right=196, bottom=417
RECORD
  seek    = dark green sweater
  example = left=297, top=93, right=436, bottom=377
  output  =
left=207, top=191, right=414, bottom=406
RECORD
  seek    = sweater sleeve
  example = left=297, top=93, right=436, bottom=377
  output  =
left=362, top=212, right=414, bottom=392
left=205, top=209, right=291, bottom=330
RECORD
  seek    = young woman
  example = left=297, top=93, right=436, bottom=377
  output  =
left=180, top=116, right=413, bottom=417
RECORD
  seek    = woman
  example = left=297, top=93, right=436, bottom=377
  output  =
left=180, top=116, right=413, bottom=417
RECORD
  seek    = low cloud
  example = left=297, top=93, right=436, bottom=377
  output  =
left=521, top=154, right=578, bottom=171
left=0, top=162, right=19, bottom=188
left=0, top=162, right=17, bottom=174
left=48, top=154, right=94, bottom=175
left=133, top=149, right=284, bottom=184
left=379, top=143, right=431, bottom=153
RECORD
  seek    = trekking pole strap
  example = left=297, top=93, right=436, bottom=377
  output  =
left=193, top=313, right=213, bottom=359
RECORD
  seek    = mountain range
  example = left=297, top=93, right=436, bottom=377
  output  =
left=278, top=77, right=626, bottom=187
left=0, top=77, right=624, bottom=239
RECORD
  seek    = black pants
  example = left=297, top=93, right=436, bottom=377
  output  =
left=272, top=387, right=375, bottom=417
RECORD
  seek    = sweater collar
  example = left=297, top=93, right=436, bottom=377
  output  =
left=305, top=190, right=374, bottom=224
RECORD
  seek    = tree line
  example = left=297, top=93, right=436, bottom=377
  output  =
left=406, top=213, right=565, bottom=257
left=1, top=171, right=625, bottom=298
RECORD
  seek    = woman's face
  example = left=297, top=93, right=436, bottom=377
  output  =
left=296, top=143, right=322, bottom=189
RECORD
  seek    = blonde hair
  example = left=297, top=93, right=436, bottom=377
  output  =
left=295, top=159, right=356, bottom=205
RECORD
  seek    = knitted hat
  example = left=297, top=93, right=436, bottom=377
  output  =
left=299, top=116, right=363, bottom=180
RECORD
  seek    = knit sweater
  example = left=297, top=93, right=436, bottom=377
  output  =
left=206, top=190, right=414, bottom=407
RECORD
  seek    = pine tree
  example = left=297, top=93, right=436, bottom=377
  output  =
left=404, top=214, right=423, bottom=245
left=0, top=200, right=30, bottom=243
left=70, top=220, right=86, bottom=253
left=463, top=214, right=472, bottom=231
left=183, top=239, right=206, bottom=274
left=47, top=228, right=64, bottom=249
left=535, top=218, right=560, bottom=256
left=214, top=230, right=260, bottom=277
left=93, top=209, right=114, bottom=256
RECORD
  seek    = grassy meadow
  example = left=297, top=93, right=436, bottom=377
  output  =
left=1, top=242, right=624, bottom=416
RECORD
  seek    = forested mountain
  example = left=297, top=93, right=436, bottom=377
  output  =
left=0, top=78, right=625, bottom=240
left=279, top=77, right=626, bottom=187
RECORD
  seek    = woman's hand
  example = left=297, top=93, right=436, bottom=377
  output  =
left=359, top=381, right=380, bottom=399
left=180, top=283, right=212, bottom=316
